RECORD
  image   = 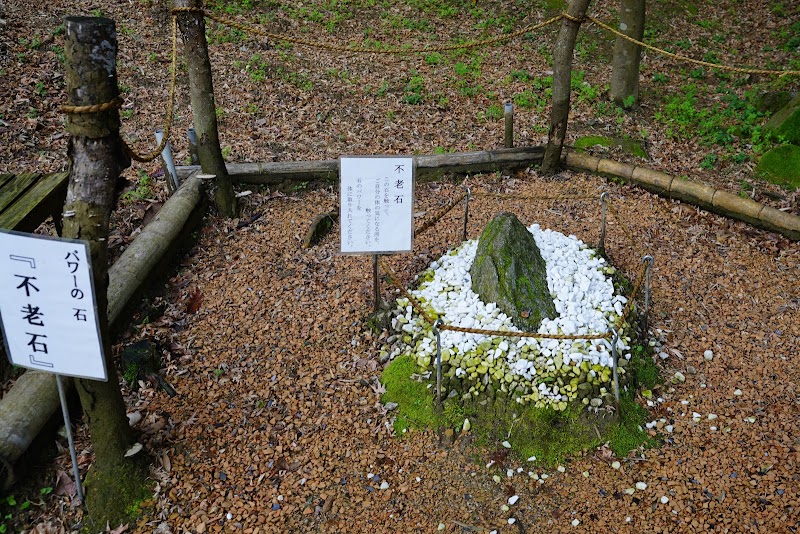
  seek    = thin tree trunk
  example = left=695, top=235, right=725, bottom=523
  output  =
left=541, top=0, right=592, bottom=175
left=175, top=0, right=237, bottom=217
left=610, top=0, right=646, bottom=106
left=63, top=16, right=148, bottom=528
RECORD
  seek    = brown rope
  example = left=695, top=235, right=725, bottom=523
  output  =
left=61, top=97, right=123, bottom=114
left=587, top=15, right=800, bottom=77
left=173, top=6, right=564, bottom=55
left=123, top=15, right=180, bottom=163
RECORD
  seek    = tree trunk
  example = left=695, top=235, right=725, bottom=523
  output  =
left=62, top=16, right=148, bottom=528
left=175, top=0, right=237, bottom=217
left=610, top=0, right=646, bottom=106
left=541, top=0, right=592, bottom=175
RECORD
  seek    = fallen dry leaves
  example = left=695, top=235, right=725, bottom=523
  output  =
left=0, top=0, right=798, bottom=532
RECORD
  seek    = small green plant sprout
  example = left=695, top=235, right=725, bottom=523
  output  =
left=700, top=153, right=718, bottom=170
left=122, top=170, right=155, bottom=202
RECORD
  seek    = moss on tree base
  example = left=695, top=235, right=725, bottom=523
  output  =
left=82, top=454, right=151, bottom=532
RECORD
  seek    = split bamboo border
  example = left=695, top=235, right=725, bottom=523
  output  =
left=564, top=151, right=800, bottom=241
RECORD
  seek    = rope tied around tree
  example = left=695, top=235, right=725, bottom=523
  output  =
left=61, top=96, right=124, bottom=114
left=59, top=16, right=180, bottom=164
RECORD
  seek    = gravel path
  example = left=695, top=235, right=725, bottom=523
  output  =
left=129, top=173, right=798, bottom=533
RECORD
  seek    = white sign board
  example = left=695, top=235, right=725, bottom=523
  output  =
left=340, top=156, right=414, bottom=254
left=0, top=231, right=107, bottom=380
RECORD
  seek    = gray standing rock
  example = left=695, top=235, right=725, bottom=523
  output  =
left=470, top=212, right=556, bottom=331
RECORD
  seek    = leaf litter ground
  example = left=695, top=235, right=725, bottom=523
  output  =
left=0, top=0, right=798, bottom=532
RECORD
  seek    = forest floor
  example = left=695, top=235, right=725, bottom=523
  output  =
left=0, top=0, right=799, bottom=532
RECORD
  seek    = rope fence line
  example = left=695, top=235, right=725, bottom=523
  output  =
left=58, top=8, right=799, bottom=164
left=179, top=6, right=565, bottom=55
left=379, top=191, right=651, bottom=344
left=587, top=16, right=800, bottom=78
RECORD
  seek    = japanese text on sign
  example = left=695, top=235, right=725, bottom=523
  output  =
left=340, top=156, right=413, bottom=253
left=0, top=231, right=107, bottom=380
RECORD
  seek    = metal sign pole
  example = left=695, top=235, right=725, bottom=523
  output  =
left=373, top=254, right=380, bottom=312
left=55, top=374, right=84, bottom=502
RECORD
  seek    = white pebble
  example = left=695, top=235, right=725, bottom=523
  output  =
left=703, top=350, right=714, bottom=361
left=572, top=519, right=580, bottom=527
left=611, top=461, right=621, bottom=470
left=226, top=512, right=233, bottom=520
left=380, top=481, right=390, bottom=490
left=438, top=523, right=445, bottom=531
left=557, top=465, right=566, bottom=473
left=661, top=496, right=669, bottom=504
left=502, top=440, right=511, bottom=448
left=635, top=481, right=647, bottom=490
left=508, top=518, right=516, bottom=525
left=501, top=504, right=510, bottom=512
left=508, top=495, right=519, bottom=505
left=734, top=389, right=743, bottom=396
left=707, top=413, right=718, bottom=420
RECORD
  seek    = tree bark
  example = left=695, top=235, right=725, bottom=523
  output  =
left=610, top=0, right=646, bottom=106
left=62, top=16, right=148, bottom=528
left=0, top=172, right=205, bottom=492
left=175, top=0, right=237, bottom=217
left=541, top=0, right=592, bottom=175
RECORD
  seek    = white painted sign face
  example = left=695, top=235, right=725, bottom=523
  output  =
left=340, top=156, right=414, bottom=254
left=0, top=231, right=107, bottom=380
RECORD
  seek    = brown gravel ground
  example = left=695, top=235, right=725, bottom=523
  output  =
left=0, top=0, right=799, bottom=532
left=110, top=172, right=796, bottom=534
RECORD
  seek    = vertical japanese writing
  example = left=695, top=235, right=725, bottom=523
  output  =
left=374, top=178, right=381, bottom=244
left=11, top=257, right=52, bottom=368
left=346, top=185, right=354, bottom=247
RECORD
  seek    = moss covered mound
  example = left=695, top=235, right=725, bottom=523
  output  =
left=764, top=93, right=800, bottom=145
left=756, top=144, right=800, bottom=190
left=574, top=135, right=649, bottom=159
left=470, top=212, right=556, bottom=331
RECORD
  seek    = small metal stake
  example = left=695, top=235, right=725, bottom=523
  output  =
left=373, top=254, right=380, bottom=312
left=598, top=192, right=608, bottom=253
left=462, top=186, right=472, bottom=242
left=611, top=331, right=620, bottom=406
left=504, top=102, right=514, bottom=148
left=433, top=319, right=443, bottom=409
left=187, top=128, right=200, bottom=165
left=642, top=255, right=654, bottom=334
left=155, top=129, right=179, bottom=193
left=56, top=374, right=84, bottom=503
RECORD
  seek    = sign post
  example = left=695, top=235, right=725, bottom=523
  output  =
left=0, top=231, right=108, bottom=502
left=340, top=156, right=414, bottom=310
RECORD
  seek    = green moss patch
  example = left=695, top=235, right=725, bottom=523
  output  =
left=575, top=135, right=649, bottom=159
left=756, top=144, right=800, bottom=190
left=382, top=350, right=660, bottom=465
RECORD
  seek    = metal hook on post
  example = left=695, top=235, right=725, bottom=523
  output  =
left=641, top=255, right=654, bottom=334
left=462, top=186, right=472, bottom=242
left=433, top=319, right=443, bottom=410
left=598, top=192, right=608, bottom=254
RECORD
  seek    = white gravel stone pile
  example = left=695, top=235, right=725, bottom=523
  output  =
left=387, top=224, right=633, bottom=410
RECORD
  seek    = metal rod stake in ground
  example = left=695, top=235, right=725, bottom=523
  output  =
left=611, top=331, right=620, bottom=406
left=187, top=128, right=199, bottom=165
left=433, top=319, right=443, bottom=409
left=155, top=129, right=179, bottom=193
left=504, top=102, right=514, bottom=148
left=373, top=254, right=380, bottom=312
left=56, top=374, right=84, bottom=503
left=598, top=192, right=608, bottom=254
left=642, top=255, right=654, bottom=334
left=462, top=186, right=471, bottom=242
